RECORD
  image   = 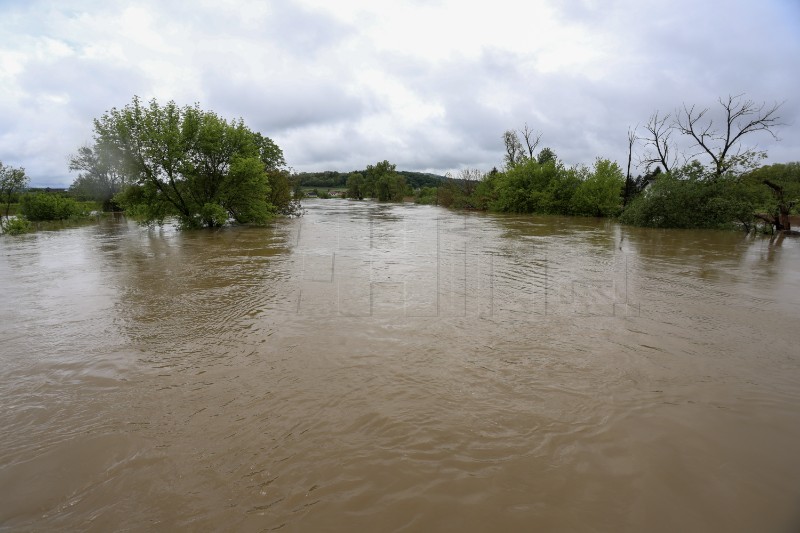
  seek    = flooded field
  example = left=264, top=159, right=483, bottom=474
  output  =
left=1, top=200, right=799, bottom=532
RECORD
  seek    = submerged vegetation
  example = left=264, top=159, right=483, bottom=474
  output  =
left=2, top=93, right=797, bottom=236
left=406, top=94, right=796, bottom=234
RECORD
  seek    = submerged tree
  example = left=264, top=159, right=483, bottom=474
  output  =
left=363, top=160, right=406, bottom=202
left=346, top=172, right=365, bottom=200
left=0, top=161, right=29, bottom=231
left=88, top=96, right=286, bottom=228
left=68, top=144, right=127, bottom=210
left=747, top=163, right=800, bottom=232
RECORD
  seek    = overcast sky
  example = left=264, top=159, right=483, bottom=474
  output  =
left=1, top=0, right=799, bottom=187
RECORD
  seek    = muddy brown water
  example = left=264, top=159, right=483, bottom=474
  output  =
left=1, top=200, right=800, bottom=532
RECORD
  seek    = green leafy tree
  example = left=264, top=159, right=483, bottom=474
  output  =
left=471, top=168, right=500, bottom=210
left=571, top=159, right=625, bottom=217
left=346, top=172, right=365, bottom=200
left=503, top=130, right=526, bottom=168
left=620, top=162, right=755, bottom=229
left=266, top=169, right=296, bottom=214
left=364, top=160, right=405, bottom=201
left=91, top=96, right=283, bottom=228
left=746, top=162, right=800, bottom=231
left=414, top=186, right=438, bottom=205
left=0, top=162, right=29, bottom=231
left=536, top=147, right=558, bottom=166
left=491, top=158, right=578, bottom=214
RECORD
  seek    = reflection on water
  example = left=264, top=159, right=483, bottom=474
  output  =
left=1, top=201, right=800, bottom=532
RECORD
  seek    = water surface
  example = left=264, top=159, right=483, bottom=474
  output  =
left=1, top=201, right=799, bottom=532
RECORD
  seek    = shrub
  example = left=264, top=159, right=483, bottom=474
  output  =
left=20, top=193, right=82, bottom=221
left=1, top=216, right=33, bottom=235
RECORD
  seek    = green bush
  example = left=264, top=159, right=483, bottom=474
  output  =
left=415, top=186, right=438, bottom=205
left=20, top=193, right=82, bottom=221
left=1, top=216, right=33, bottom=235
left=619, top=168, right=754, bottom=229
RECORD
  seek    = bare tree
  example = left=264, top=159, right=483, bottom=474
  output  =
left=461, top=168, right=483, bottom=201
left=623, top=125, right=637, bottom=206
left=639, top=111, right=679, bottom=174
left=626, top=126, right=637, bottom=180
left=674, top=94, right=782, bottom=179
left=520, top=123, right=542, bottom=160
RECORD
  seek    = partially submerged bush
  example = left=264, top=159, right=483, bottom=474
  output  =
left=1, top=216, right=33, bottom=235
left=20, top=193, right=82, bottom=221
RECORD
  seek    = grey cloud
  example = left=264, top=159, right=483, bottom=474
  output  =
left=4, top=0, right=800, bottom=187
left=17, top=55, right=148, bottom=119
left=204, top=74, right=369, bottom=133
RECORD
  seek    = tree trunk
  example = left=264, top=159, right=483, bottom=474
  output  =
left=763, top=179, right=791, bottom=232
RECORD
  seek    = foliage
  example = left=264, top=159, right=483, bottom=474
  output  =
left=266, top=169, right=297, bottom=214
left=2, top=216, right=32, bottom=235
left=298, top=169, right=444, bottom=190
left=396, top=171, right=444, bottom=190
left=570, top=159, right=625, bottom=217
left=436, top=180, right=468, bottom=208
left=68, top=144, right=127, bottom=211
left=491, top=158, right=579, bottom=214
left=346, top=172, right=365, bottom=200
left=536, top=147, right=557, bottom=166
left=414, top=186, right=438, bottom=205
left=744, top=163, right=800, bottom=211
left=363, top=160, right=407, bottom=202
left=619, top=164, right=755, bottom=229
left=503, top=130, right=526, bottom=168
left=471, top=169, right=500, bottom=211
left=91, top=96, right=284, bottom=228
left=20, top=193, right=83, bottom=221
left=744, top=162, right=800, bottom=231
left=1, top=161, right=30, bottom=231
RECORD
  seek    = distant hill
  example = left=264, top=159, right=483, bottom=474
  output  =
left=295, top=170, right=447, bottom=189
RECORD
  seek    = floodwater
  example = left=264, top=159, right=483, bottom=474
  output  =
left=1, top=200, right=799, bottom=532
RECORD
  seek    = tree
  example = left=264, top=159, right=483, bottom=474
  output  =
left=68, top=144, right=127, bottom=210
left=623, top=126, right=638, bottom=207
left=266, top=169, right=299, bottom=215
left=346, top=172, right=365, bottom=200
left=90, top=96, right=284, bottom=228
left=747, top=163, right=800, bottom=232
left=491, top=157, right=578, bottom=214
left=503, top=130, right=525, bottom=168
left=620, top=161, right=755, bottom=229
left=536, top=147, right=557, bottom=166
left=571, top=159, right=625, bottom=217
left=504, top=125, right=543, bottom=169
left=675, top=94, right=781, bottom=180
left=639, top=111, right=679, bottom=174
left=363, top=160, right=405, bottom=201
left=0, top=162, right=29, bottom=231
left=520, top=123, right=542, bottom=160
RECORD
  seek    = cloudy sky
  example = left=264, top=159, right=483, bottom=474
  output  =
left=1, top=0, right=798, bottom=187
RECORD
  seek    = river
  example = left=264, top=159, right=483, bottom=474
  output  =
left=1, top=199, right=799, bottom=532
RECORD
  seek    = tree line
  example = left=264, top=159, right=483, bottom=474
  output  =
left=409, top=95, right=797, bottom=234
left=2, top=93, right=797, bottom=236
left=296, top=169, right=444, bottom=190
